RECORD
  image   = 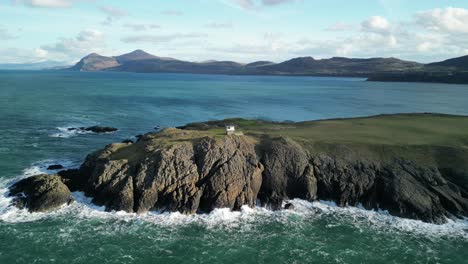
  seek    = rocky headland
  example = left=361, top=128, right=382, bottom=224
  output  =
left=8, top=114, right=468, bottom=224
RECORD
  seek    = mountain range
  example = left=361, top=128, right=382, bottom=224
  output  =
left=64, top=49, right=468, bottom=83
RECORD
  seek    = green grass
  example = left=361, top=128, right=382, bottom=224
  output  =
left=109, top=114, right=468, bottom=187
left=185, top=114, right=468, bottom=172
left=193, top=114, right=468, bottom=147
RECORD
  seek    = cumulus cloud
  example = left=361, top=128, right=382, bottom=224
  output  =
left=361, top=16, right=391, bottom=34
left=13, top=0, right=73, bottom=8
left=416, top=7, right=468, bottom=34
left=41, top=29, right=107, bottom=60
left=121, top=33, right=207, bottom=44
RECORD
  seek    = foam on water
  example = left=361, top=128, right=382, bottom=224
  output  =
left=1, top=162, right=467, bottom=240
left=50, top=126, right=93, bottom=138
left=22, top=159, right=80, bottom=177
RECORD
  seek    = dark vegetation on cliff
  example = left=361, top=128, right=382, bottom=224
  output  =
left=67, top=50, right=468, bottom=84
left=9, top=114, right=468, bottom=223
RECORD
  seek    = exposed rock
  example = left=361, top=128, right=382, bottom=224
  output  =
left=9, top=129, right=468, bottom=223
left=70, top=131, right=263, bottom=214
left=47, top=164, right=64, bottom=170
left=284, top=203, right=295, bottom=210
left=83, top=126, right=118, bottom=133
left=259, top=137, right=316, bottom=209
left=312, top=157, right=468, bottom=224
left=8, top=174, right=73, bottom=212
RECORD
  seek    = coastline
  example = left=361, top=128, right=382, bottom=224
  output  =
left=7, top=113, right=468, bottom=224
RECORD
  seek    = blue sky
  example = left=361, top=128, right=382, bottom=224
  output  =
left=1, top=0, right=468, bottom=63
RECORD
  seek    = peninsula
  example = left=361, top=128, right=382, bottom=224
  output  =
left=9, top=114, right=468, bottom=224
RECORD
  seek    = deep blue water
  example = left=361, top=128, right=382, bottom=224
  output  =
left=0, top=70, right=467, bottom=264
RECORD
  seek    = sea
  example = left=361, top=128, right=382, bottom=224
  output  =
left=0, top=70, right=467, bottom=264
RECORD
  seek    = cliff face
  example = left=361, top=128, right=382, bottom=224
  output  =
left=61, top=129, right=264, bottom=214
left=8, top=127, right=468, bottom=224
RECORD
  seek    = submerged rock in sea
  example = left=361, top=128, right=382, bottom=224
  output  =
left=8, top=174, right=73, bottom=213
left=47, top=164, right=64, bottom=170
left=10, top=126, right=468, bottom=224
left=66, top=126, right=118, bottom=134
left=82, top=126, right=118, bottom=133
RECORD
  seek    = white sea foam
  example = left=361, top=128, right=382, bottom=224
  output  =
left=22, top=159, right=80, bottom=177
left=1, top=162, right=467, bottom=240
left=50, top=126, right=94, bottom=138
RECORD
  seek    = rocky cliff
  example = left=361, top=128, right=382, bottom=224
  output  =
left=8, top=120, right=468, bottom=224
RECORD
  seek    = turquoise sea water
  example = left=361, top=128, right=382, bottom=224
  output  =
left=0, top=70, right=467, bottom=263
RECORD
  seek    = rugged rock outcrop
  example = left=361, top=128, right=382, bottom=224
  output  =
left=62, top=130, right=264, bottom=214
left=9, top=128, right=468, bottom=223
left=312, top=157, right=468, bottom=224
left=8, top=174, right=73, bottom=212
left=259, top=137, right=316, bottom=209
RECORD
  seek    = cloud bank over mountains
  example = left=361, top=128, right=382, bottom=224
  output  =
left=2, top=1, right=468, bottom=64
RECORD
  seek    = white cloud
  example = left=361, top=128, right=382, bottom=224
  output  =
left=0, top=47, right=50, bottom=63
left=361, top=16, right=391, bottom=34
left=416, top=7, right=468, bottom=34
left=41, top=29, right=107, bottom=60
left=34, top=48, right=48, bottom=58
left=123, top=23, right=161, bottom=31
left=121, top=33, right=207, bottom=44
left=14, top=0, right=73, bottom=8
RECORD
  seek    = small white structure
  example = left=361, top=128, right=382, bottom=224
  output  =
left=225, top=125, right=236, bottom=135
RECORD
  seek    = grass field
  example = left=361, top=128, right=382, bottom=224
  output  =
left=109, top=113, right=468, bottom=188
left=182, top=114, right=468, bottom=181
left=192, top=114, right=468, bottom=147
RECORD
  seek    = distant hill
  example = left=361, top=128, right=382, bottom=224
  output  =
left=66, top=50, right=468, bottom=83
left=0, top=60, right=69, bottom=70
left=427, top=55, right=468, bottom=70
left=250, top=57, right=423, bottom=76
left=245, top=61, right=276, bottom=68
left=68, top=53, right=120, bottom=71
left=115, top=49, right=175, bottom=63
left=67, top=49, right=423, bottom=76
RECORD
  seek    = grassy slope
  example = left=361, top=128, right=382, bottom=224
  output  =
left=110, top=114, right=468, bottom=188
left=183, top=114, right=468, bottom=187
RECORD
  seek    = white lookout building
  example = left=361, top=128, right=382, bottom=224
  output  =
left=225, top=125, right=236, bottom=135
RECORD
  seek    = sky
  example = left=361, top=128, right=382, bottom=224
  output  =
left=1, top=0, right=468, bottom=64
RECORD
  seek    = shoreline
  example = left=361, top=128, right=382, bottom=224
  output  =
left=6, top=113, right=468, bottom=224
